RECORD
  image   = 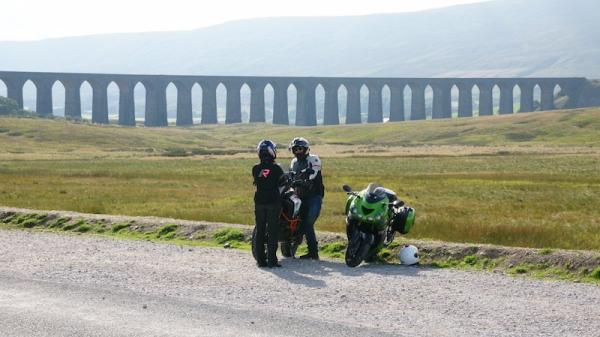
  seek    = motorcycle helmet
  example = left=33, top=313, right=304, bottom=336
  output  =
left=257, top=139, right=277, bottom=161
left=289, top=137, right=310, bottom=159
left=399, top=245, right=419, bottom=265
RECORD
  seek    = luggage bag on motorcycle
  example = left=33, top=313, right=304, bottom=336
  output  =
left=390, top=206, right=416, bottom=234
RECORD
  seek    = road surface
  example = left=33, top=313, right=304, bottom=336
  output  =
left=1, top=229, right=598, bottom=337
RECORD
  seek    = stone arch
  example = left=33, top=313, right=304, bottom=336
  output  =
left=22, top=80, right=37, bottom=111
left=450, top=84, right=459, bottom=117
left=133, top=81, right=146, bottom=123
left=0, top=78, right=7, bottom=97
left=51, top=80, right=65, bottom=117
left=165, top=82, right=177, bottom=124
left=403, top=85, right=412, bottom=120
left=107, top=81, right=119, bottom=121
left=337, top=84, right=348, bottom=124
left=424, top=84, right=433, bottom=119
left=191, top=83, right=202, bottom=123
left=360, top=84, right=368, bottom=123
left=216, top=82, right=227, bottom=124
left=79, top=80, right=93, bottom=119
left=315, top=83, right=325, bottom=125
left=472, top=84, right=480, bottom=117
left=287, top=83, right=298, bottom=125
left=492, top=84, right=501, bottom=114
left=533, top=84, right=542, bottom=111
left=382, top=84, right=391, bottom=121
left=240, top=83, right=251, bottom=123
left=31, top=78, right=55, bottom=91
left=512, top=84, right=521, bottom=114
left=263, top=83, right=274, bottom=123
left=553, top=84, right=565, bottom=109
left=553, top=84, right=563, bottom=96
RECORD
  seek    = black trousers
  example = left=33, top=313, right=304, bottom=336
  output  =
left=254, top=202, right=281, bottom=264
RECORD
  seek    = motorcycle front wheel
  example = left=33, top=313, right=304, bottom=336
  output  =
left=345, top=231, right=373, bottom=268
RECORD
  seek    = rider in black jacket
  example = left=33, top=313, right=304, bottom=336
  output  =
left=252, top=140, right=284, bottom=268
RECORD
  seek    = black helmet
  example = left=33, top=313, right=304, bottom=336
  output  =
left=257, top=139, right=277, bottom=161
left=289, top=137, right=310, bottom=159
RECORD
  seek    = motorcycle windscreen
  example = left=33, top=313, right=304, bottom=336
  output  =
left=364, top=183, right=387, bottom=203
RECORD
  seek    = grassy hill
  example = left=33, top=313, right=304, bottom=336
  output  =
left=1, top=109, right=599, bottom=250
left=1, top=108, right=599, bottom=159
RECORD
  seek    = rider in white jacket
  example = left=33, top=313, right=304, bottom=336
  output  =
left=289, top=137, right=324, bottom=260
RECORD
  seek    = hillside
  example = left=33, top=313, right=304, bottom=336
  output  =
left=1, top=108, right=599, bottom=160
left=0, top=0, right=599, bottom=78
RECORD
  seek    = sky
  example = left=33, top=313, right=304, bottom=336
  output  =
left=1, top=0, right=489, bottom=41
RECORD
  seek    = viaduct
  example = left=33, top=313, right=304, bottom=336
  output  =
left=0, top=71, right=588, bottom=127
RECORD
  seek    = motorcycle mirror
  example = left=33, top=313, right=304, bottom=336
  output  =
left=342, top=185, right=352, bottom=193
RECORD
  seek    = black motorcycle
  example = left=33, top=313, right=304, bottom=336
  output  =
left=252, top=169, right=310, bottom=260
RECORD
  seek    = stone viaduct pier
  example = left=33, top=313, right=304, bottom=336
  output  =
left=0, top=71, right=587, bottom=126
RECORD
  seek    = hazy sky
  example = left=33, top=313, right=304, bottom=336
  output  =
left=1, top=0, right=489, bottom=41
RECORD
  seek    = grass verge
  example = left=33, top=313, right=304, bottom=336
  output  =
left=1, top=209, right=598, bottom=285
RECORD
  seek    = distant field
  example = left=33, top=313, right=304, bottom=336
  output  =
left=1, top=109, right=599, bottom=250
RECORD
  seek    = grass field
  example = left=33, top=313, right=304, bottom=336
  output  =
left=1, top=108, right=600, bottom=250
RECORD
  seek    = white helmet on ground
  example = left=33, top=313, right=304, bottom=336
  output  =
left=399, top=245, right=419, bottom=265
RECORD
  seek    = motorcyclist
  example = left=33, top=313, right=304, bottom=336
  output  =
left=289, top=137, right=324, bottom=260
left=252, top=140, right=284, bottom=268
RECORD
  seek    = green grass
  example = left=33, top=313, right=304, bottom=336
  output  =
left=63, top=220, right=86, bottom=231
left=157, top=224, right=178, bottom=237
left=213, top=228, right=246, bottom=244
left=112, top=222, right=132, bottom=233
left=76, top=224, right=92, bottom=233
left=1, top=109, right=600, bottom=250
left=430, top=255, right=497, bottom=270
left=0, top=154, right=598, bottom=250
left=321, top=242, right=347, bottom=258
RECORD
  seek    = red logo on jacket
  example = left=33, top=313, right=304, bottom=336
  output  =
left=258, top=169, right=271, bottom=178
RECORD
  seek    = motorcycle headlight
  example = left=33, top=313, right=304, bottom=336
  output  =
left=367, top=217, right=373, bottom=222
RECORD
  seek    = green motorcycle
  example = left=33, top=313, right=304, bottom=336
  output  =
left=342, top=183, right=416, bottom=267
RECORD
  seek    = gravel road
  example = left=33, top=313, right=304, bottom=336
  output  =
left=1, top=229, right=599, bottom=337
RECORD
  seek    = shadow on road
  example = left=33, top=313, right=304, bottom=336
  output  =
left=265, top=258, right=423, bottom=288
